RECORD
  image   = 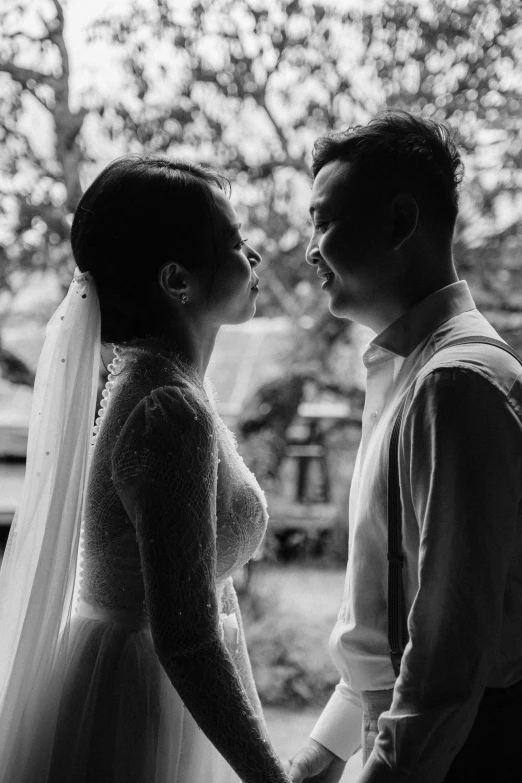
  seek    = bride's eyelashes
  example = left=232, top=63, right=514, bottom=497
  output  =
left=235, top=237, right=249, bottom=249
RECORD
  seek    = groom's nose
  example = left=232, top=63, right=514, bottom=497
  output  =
left=305, top=236, right=321, bottom=266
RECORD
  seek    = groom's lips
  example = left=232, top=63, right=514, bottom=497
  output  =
left=318, top=268, right=335, bottom=289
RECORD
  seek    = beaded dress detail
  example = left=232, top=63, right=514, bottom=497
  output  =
left=38, top=342, right=289, bottom=783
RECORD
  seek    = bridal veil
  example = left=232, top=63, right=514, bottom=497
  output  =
left=0, top=269, right=100, bottom=780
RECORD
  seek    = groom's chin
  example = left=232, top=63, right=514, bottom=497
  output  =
left=328, top=293, right=351, bottom=320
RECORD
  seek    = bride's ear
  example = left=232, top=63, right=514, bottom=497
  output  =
left=389, top=194, right=419, bottom=251
left=158, top=262, right=191, bottom=304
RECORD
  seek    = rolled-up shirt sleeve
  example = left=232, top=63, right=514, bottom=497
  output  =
left=309, top=677, right=363, bottom=761
left=360, top=366, right=522, bottom=783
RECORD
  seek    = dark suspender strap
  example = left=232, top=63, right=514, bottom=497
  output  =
left=387, top=394, right=409, bottom=677
left=387, top=336, right=522, bottom=678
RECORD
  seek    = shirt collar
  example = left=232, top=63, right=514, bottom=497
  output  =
left=364, top=280, right=476, bottom=365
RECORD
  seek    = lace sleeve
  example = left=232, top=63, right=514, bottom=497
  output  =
left=111, top=385, right=289, bottom=783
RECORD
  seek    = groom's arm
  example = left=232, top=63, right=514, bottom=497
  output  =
left=359, top=367, right=522, bottom=782
left=309, top=678, right=363, bottom=760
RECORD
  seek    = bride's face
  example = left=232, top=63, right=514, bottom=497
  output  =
left=203, top=188, right=262, bottom=326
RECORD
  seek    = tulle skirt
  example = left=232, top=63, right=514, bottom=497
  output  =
left=17, top=601, right=242, bottom=783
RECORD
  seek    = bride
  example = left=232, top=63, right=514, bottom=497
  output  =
left=0, top=155, right=290, bottom=783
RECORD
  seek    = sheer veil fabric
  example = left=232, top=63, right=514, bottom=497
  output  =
left=0, top=269, right=101, bottom=781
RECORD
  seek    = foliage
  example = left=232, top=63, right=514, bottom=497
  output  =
left=0, top=0, right=87, bottom=312
left=239, top=568, right=340, bottom=706
left=1, top=0, right=522, bottom=348
left=89, top=0, right=522, bottom=349
left=246, top=614, right=339, bottom=706
left=362, top=0, right=522, bottom=346
left=87, top=0, right=375, bottom=341
left=0, top=347, right=35, bottom=386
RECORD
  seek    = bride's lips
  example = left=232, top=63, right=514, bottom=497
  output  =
left=250, top=277, right=259, bottom=293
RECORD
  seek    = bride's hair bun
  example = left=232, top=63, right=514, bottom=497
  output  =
left=71, top=154, right=230, bottom=345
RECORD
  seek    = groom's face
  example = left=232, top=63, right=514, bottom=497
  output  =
left=306, top=158, right=389, bottom=325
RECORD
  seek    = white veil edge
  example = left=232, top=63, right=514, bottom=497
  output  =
left=0, top=268, right=101, bottom=779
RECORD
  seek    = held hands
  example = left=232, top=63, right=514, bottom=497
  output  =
left=285, top=739, right=347, bottom=783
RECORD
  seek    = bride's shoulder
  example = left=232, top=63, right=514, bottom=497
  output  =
left=117, top=382, right=213, bottom=439
left=107, top=343, right=216, bottom=453
left=110, top=382, right=217, bottom=489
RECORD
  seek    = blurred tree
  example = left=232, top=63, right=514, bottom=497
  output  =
left=1, top=0, right=522, bottom=359
left=91, top=0, right=522, bottom=361
left=88, top=0, right=376, bottom=332
left=237, top=372, right=310, bottom=479
left=0, top=346, right=35, bottom=386
left=361, top=0, right=522, bottom=349
left=0, top=0, right=88, bottom=315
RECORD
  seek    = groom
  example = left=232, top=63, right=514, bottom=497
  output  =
left=288, top=112, right=522, bottom=782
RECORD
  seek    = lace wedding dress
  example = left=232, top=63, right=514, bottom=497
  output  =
left=18, top=342, right=283, bottom=783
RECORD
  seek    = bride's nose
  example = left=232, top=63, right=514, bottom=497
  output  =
left=247, top=244, right=262, bottom=267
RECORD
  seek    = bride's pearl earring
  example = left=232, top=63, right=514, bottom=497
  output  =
left=180, top=294, right=188, bottom=305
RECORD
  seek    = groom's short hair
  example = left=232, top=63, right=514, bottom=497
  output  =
left=311, top=111, right=464, bottom=231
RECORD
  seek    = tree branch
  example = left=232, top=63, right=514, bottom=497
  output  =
left=24, top=83, right=52, bottom=111
left=1, top=123, right=55, bottom=178
left=257, top=90, right=290, bottom=157
left=0, top=61, right=58, bottom=90
left=51, top=0, right=65, bottom=27
left=262, top=264, right=301, bottom=317
left=48, top=0, right=69, bottom=81
left=1, top=31, right=47, bottom=44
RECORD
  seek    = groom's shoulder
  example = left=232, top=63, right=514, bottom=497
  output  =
left=416, top=309, right=522, bottom=403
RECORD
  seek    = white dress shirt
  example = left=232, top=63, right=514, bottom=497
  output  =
left=310, top=281, right=522, bottom=781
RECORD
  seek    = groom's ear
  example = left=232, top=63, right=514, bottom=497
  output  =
left=388, top=194, right=419, bottom=251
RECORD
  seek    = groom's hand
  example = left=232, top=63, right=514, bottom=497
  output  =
left=287, top=738, right=346, bottom=782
